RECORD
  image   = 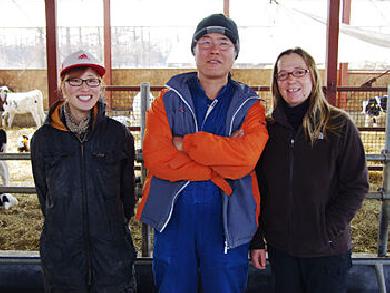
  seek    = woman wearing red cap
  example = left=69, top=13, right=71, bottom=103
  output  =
left=31, top=50, right=136, bottom=293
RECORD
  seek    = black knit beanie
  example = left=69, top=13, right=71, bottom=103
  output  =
left=191, top=13, right=240, bottom=59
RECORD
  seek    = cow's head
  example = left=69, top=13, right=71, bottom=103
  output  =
left=365, top=98, right=381, bottom=116
left=0, top=194, right=10, bottom=208
left=0, top=86, right=11, bottom=102
left=379, top=95, right=388, bottom=112
left=1, top=194, right=9, bottom=203
left=0, top=193, right=18, bottom=209
left=365, top=96, right=387, bottom=116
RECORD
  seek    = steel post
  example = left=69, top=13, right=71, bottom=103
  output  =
left=377, top=84, right=390, bottom=257
left=375, top=264, right=387, bottom=293
left=140, top=82, right=153, bottom=257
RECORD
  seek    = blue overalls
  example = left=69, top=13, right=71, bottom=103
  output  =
left=153, top=76, right=249, bottom=293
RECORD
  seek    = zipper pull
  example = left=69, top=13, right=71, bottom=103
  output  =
left=290, top=138, right=295, bottom=149
left=201, top=99, right=219, bottom=130
left=210, top=99, right=218, bottom=107
left=224, top=240, right=228, bottom=254
left=206, top=99, right=218, bottom=117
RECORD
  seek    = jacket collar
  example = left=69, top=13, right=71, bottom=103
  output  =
left=44, top=99, right=104, bottom=132
left=271, top=104, right=293, bottom=129
left=166, top=72, right=258, bottom=110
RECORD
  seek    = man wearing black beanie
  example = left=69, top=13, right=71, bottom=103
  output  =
left=137, top=13, right=268, bottom=293
left=191, top=13, right=240, bottom=59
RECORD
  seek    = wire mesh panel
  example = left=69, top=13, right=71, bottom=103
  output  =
left=105, top=85, right=389, bottom=170
left=361, top=131, right=385, bottom=174
left=338, top=88, right=388, bottom=129
left=361, top=131, right=385, bottom=153
left=337, top=87, right=388, bottom=169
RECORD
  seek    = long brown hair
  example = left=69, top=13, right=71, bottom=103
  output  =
left=271, top=47, right=346, bottom=144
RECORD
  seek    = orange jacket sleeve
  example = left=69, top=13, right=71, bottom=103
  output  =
left=142, top=90, right=212, bottom=182
left=182, top=102, right=268, bottom=179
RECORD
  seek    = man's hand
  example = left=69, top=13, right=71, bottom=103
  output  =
left=172, top=136, right=184, bottom=151
left=250, top=249, right=267, bottom=270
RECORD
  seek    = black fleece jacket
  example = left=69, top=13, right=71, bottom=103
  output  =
left=251, top=104, right=368, bottom=257
left=31, top=100, right=136, bottom=290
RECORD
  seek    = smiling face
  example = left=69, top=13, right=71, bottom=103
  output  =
left=62, top=68, right=101, bottom=122
left=194, top=33, right=236, bottom=82
left=276, top=53, right=313, bottom=107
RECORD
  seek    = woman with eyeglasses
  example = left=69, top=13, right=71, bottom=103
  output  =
left=31, top=50, right=137, bottom=293
left=250, top=47, right=368, bottom=293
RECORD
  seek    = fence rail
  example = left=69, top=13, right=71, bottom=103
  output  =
left=1, top=83, right=390, bottom=292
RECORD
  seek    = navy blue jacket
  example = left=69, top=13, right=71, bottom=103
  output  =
left=137, top=72, right=269, bottom=250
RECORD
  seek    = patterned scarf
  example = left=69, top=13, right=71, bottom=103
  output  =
left=63, top=102, right=91, bottom=142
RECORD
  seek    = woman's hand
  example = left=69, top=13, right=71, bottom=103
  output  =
left=250, top=249, right=267, bottom=270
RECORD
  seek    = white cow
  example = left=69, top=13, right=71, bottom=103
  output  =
left=0, top=160, right=9, bottom=188
left=111, top=115, right=132, bottom=127
left=0, top=87, right=45, bottom=128
left=131, top=91, right=154, bottom=126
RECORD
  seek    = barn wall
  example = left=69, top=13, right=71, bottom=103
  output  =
left=348, top=71, right=390, bottom=87
left=0, top=68, right=274, bottom=109
left=0, top=68, right=387, bottom=115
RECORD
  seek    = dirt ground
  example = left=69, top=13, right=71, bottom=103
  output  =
left=0, top=128, right=387, bottom=255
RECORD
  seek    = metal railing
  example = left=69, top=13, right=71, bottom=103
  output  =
left=1, top=83, right=389, bottom=292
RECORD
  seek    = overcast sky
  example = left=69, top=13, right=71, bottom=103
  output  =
left=0, top=0, right=389, bottom=67
left=1, top=0, right=389, bottom=27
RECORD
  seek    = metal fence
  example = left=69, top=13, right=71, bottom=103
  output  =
left=0, top=84, right=389, bottom=292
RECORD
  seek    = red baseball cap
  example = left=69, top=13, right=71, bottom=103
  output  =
left=60, top=50, right=105, bottom=78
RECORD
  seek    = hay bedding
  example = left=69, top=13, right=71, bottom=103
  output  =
left=0, top=128, right=386, bottom=254
left=0, top=128, right=143, bottom=252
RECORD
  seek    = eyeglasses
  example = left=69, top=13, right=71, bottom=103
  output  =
left=65, top=78, right=101, bottom=87
left=196, top=39, right=233, bottom=51
left=276, top=69, right=309, bottom=81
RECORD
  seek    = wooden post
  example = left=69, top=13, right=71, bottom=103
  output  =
left=103, top=0, right=112, bottom=110
left=337, top=63, right=348, bottom=109
left=45, top=0, right=58, bottom=106
left=325, top=0, right=340, bottom=106
left=337, top=0, right=352, bottom=109
left=223, top=0, right=229, bottom=16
